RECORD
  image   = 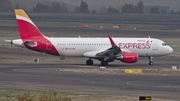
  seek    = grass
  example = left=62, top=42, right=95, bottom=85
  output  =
left=0, top=88, right=72, bottom=97
left=0, top=57, right=31, bottom=64
left=0, top=87, right=178, bottom=101
left=0, top=88, right=72, bottom=101
left=0, top=87, right=112, bottom=101
left=0, top=57, right=17, bottom=60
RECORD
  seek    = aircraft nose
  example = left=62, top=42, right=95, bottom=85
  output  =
left=167, top=46, right=173, bottom=54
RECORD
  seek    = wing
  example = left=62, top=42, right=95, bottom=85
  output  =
left=83, top=35, right=124, bottom=60
left=96, top=35, right=121, bottom=57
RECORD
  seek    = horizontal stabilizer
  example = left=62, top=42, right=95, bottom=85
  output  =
left=4, top=40, right=12, bottom=44
left=4, top=40, right=12, bottom=43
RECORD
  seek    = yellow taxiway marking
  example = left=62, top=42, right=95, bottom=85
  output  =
left=125, top=69, right=142, bottom=73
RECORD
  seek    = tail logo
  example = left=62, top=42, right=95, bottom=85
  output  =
left=15, top=9, right=59, bottom=56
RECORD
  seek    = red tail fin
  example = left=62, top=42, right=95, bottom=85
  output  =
left=15, top=9, right=44, bottom=40
left=14, top=9, right=60, bottom=56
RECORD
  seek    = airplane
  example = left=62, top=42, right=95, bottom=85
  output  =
left=5, top=9, right=173, bottom=66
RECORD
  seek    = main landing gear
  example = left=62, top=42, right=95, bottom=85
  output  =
left=86, top=59, right=109, bottom=66
left=86, top=59, right=93, bottom=65
left=101, top=61, right=108, bottom=66
left=148, top=57, right=154, bottom=66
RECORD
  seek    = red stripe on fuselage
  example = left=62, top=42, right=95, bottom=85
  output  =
left=17, top=19, right=60, bottom=56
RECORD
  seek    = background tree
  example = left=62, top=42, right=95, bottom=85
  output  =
left=99, top=7, right=107, bottom=13
left=50, top=2, right=62, bottom=13
left=161, top=9, right=167, bottom=14
left=73, top=6, right=80, bottom=13
left=136, top=1, right=144, bottom=13
left=91, top=10, right=97, bottom=13
left=168, top=10, right=174, bottom=14
left=0, top=0, right=13, bottom=12
left=149, top=7, right=160, bottom=14
left=121, top=1, right=144, bottom=14
left=79, top=1, right=89, bottom=13
left=33, top=3, right=49, bottom=13
left=122, top=3, right=135, bottom=13
left=33, top=2, right=64, bottom=13
left=175, top=10, right=180, bottom=14
left=61, top=4, right=69, bottom=13
left=107, top=7, right=119, bottom=13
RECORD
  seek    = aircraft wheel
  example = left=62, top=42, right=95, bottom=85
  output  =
left=86, top=60, right=93, bottom=65
left=149, top=61, right=154, bottom=66
left=101, top=61, right=108, bottom=66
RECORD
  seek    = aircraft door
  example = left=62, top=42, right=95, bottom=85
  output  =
left=152, top=40, right=158, bottom=50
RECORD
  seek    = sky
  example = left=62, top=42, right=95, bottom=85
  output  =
left=58, top=0, right=180, bottom=11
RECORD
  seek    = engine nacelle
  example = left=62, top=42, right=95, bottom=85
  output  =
left=121, top=52, right=138, bottom=63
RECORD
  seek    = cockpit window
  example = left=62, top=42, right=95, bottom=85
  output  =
left=162, top=43, right=166, bottom=46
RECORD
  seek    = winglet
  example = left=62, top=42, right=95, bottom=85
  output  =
left=15, top=9, right=31, bottom=21
left=108, top=35, right=116, bottom=46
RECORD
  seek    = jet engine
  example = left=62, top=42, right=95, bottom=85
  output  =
left=120, top=52, right=138, bottom=63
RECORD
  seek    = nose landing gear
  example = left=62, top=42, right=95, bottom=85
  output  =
left=148, top=57, right=154, bottom=66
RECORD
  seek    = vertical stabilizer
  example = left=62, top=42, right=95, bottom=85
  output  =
left=14, top=9, right=60, bottom=56
left=15, top=9, right=44, bottom=40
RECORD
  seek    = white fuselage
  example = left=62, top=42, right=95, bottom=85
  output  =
left=11, top=37, right=173, bottom=57
left=46, top=37, right=173, bottom=57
